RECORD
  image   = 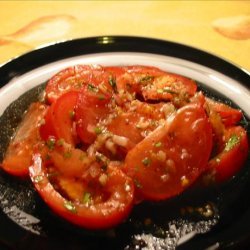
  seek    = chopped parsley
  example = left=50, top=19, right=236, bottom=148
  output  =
left=154, top=142, right=162, bottom=148
left=142, top=157, right=151, bottom=166
left=94, top=126, right=103, bottom=135
left=163, top=87, right=176, bottom=94
left=64, top=201, right=77, bottom=213
left=87, top=84, right=98, bottom=92
left=225, top=134, right=240, bottom=152
left=139, top=75, right=154, bottom=84
left=82, top=192, right=92, bottom=205
left=69, top=110, right=75, bottom=119
left=109, top=76, right=117, bottom=93
left=46, top=137, right=56, bottom=150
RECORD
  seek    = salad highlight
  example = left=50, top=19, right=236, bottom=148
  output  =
left=1, top=65, right=248, bottom=229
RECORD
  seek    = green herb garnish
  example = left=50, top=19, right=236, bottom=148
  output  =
left=142, top=157, right=151, bottom=166
left=82, top=192, right=92, bottom=204
left=64, top=201, right=77, bottom=213
left=94, top=126, right=103, bottom=135
left=154, top=142, right=162, bottom=148
left=109, top=76, right=117, bottom=93
left=46, top=137, right=56, bottom=150
left=139, top=75, right=154, bottom=83
left=87, top=84, right=98, bottom=92
left=69, top=110, right=75, bottom=119
left=225, top=134, right=240, bottom=151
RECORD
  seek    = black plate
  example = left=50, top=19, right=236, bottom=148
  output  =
left=0, top=36, right=249, bottom=250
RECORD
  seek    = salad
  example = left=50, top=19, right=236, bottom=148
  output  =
left=1, top=65, right=248, bottom=230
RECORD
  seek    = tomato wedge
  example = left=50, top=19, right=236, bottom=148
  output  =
left=124, top=102, right=213, bottom=201
left=207, top=126, right=249, bottom=183
left=1, top=103, right=47, bottom=177
left=29, top=154, right=134, bottom=229
left=75, top=87, right=111, bottom=145
left=206, top=98, right=243, bottom=126
left=45, top=65, right=113, bottom=103
left=40, top=91, right=79, bottom=146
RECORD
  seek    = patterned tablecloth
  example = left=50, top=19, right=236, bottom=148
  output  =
left=0, top=1, right=249, bottom=70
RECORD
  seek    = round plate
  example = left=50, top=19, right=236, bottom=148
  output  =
left=0, top=36, right=249, bottom=250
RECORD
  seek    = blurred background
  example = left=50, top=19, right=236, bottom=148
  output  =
left=0, top=1, right=249, bottom=69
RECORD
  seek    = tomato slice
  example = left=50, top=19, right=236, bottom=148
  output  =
left=45, top=65, right=113, bottom=103
left=106, top=101, right=169, bottom=150
left=206, top=98, right=243, bottom=126
left=207, top=126, right=249, bottom=183
left=40, top=91, right=79, bottom=146
left=29, top=154, right=134, bottom=229
left=105, top=66, right=197, bottom=103
left=114, top=65, right=197, bottom=102
left=75, top=87, right=111, bottom=145
left=1, top=103, right=47, bottom=177
left=124, top=102, right=213, bottom=201
left=49, top=144, right=92, bottom=177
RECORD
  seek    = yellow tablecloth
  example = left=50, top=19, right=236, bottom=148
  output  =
left=0, top=1, right=249, bottom=70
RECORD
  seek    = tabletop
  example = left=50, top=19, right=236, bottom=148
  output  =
left=0, top=1, right=249, bottom=71
left=0, top=1, right=250, bottom=250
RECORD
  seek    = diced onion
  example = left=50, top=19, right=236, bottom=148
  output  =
left=112, top=135, right=129, bottom=147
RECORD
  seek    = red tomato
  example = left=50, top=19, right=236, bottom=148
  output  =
left=105, top=65, right=197, bottom=102
left=29, top=154, right=134, bottom=229
left=1, top=103, right=47, bottom=177
left=107, top=101, right=167, bottom=153
left=49, top=144, right=92, bottom=177
left=206, top=98, right=242, bottom=126
left=40, top=91, right=79, bottom=146
left=75, top=88, right=111, bottom=145
left=207, top=126, right=249, bottom=183
left=121, top=65, right=197, bottom=102
left=45, top=65, right=113, bottom=103
left=124, top=102, right=213, bottom=201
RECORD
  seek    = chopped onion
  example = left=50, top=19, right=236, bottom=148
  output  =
left=112, top=135, right=129, bottom=147
left=105, top=139, right=116, bottom=154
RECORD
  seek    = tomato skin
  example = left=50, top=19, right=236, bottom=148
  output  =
left=75, top=88, right=111, bottom=145
left=208, top=126, right=249, bottom=183
left=45, top=65, right=115, bottom=104
left=40, top=91, right=79, bottom=146
left=1, top=103, right=47, bottom=177
left=110, top=65, right=197, bottom=102
left=124, top=102, right=213, bottom=201
left=29, top=154, right=134, bottom=229
left=206, top=98, right=242, bottom=126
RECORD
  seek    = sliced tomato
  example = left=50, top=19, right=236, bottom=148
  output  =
left=1, top=103, right=47, bottom=177
left=29, top=154, right=134, bottom=229
left=106, top=101, right=167, bottom=151
left=124, top=102, right=213, bottom=201
left=206, top=98, right=243, bottom=126
left=40, top=91, right=79, bottom=146
left=106, top=65, right=196, bottom=102
left=45, top=65, right=113, bottom=103
left=207, top=126, right=249, bottom=183
left=122, top=66, right=197, bottom=102
left=75, top=88, right=111, bottom=145
left=49, top=144, right=92, bottom=177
